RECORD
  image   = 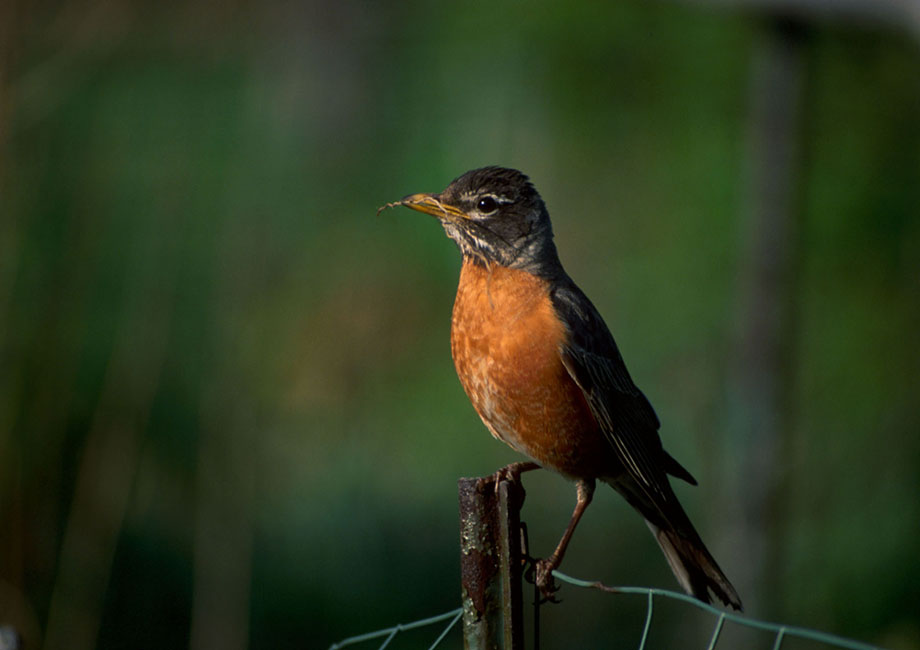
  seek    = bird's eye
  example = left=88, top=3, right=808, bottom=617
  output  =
left=477, top=196, right=498, bottom=214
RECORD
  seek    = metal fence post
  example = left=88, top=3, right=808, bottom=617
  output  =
left=458, top=476, right=524, bottom=650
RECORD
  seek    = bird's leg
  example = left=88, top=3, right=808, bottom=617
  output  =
left=534, top=478, right=595, bottom=598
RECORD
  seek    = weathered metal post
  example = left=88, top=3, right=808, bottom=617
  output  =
left=458, top=476, right=524, bottom=650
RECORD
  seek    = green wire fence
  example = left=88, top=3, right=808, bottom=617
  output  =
left=553, top=572, right=881, bottom=650
left=326, top=571, right=883, bottom=650
left=327, top=476, right=884, bottom=650
left=328, top=608, right=462, bottom=650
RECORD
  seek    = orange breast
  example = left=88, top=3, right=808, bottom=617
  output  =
left=450, top=260, right=615, bottom=480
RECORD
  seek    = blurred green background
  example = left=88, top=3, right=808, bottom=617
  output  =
left=1, top=1, right=919, bottom=649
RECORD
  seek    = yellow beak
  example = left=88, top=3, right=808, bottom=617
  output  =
left=377, top=193, right=468, bottom=221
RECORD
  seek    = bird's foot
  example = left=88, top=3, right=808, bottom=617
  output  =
left=528, top=557, right=561, bottom=603
left=481, top=461, right=540, bottom=496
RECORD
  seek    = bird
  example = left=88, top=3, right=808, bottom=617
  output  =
left=379, top=166, right=742, bottom=610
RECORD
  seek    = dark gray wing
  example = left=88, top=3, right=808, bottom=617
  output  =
left=550, top=280, right=697, bottom=524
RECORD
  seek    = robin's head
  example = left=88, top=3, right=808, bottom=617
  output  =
left=379, top=166, right=561, bottom=274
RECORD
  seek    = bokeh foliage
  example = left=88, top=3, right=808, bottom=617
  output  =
left=1, top=1, right=918, bottom=649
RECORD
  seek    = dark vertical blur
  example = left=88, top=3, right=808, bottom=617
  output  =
left=722, top=16, right=811, bottom=620
left=1, top=1, right=918, bottom=649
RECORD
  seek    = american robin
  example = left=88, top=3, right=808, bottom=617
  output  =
left=379, top=166, right=742, bottom=610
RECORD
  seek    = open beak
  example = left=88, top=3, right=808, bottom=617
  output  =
left=376, top=193, right=468, bottom=221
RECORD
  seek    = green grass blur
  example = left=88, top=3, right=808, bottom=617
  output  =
left=1, top=2, right=918, bottom=649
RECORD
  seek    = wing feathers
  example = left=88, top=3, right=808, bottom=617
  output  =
left=550, top=279, right=740, bottom=610
left=551, top=282, right=695, bottom=521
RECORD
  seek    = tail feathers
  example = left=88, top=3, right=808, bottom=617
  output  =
left=647, top=521, right=743, bottom=611
left=662, top=450, right=698, bottom=486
